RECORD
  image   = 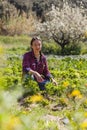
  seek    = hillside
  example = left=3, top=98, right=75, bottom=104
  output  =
left=0, top=0, right=87, bottom=35
left=0, top=0, right=87, bottom=20
left=8, top=0, right=87, bottom=18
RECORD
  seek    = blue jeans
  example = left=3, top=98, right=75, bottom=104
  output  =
left=23, top=74, right=50, bottom=91
left=38, top=80, right=50, bottom=91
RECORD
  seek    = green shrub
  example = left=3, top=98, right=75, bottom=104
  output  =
left=62, top=44, right=81, bottom=55
left=42, top=42, right=61, bottom=55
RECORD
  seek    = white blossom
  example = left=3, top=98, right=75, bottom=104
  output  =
left=35, top=2, right=87, bottom=52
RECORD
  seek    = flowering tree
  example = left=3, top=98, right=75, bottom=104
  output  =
left=35, top=3, right=87, bottom=54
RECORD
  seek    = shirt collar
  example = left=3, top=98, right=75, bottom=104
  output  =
left=31, top=50, right=43, bottom=61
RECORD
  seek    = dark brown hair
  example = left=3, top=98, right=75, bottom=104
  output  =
left=30, top=37, right=41, bottom=45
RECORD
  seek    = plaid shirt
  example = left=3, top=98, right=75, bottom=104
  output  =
left=22, top=50, right=51, bottom=79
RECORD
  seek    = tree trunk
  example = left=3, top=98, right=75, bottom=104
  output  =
left=61, top=44, right=65, bottom=55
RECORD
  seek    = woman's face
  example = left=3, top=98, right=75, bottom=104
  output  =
left=31, top=39, right=42, bottom=53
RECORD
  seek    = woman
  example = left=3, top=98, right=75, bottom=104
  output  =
left=22, top=37, right=57, bottom=91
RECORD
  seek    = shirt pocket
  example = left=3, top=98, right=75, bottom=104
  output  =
left=30, top=63, right=36, bottom=70
left=38, top=63, right=45, bottom=70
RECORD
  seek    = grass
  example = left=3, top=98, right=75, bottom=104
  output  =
left=0, top=35, right=30, bottom=45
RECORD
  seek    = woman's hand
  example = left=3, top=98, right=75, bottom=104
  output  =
left=29, top=69, right=44, bottom=83
left=51, top=78, right=58, bottom=86
left=34, top=72, right=44, bottom=83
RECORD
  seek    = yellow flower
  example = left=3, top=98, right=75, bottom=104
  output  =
left=71, top=90, right=81, bottom=97
left=85, top=100, right=87, bottom=105
left=77, top=94, right=83, bottom=99
left=81, top=121, right=87, bottom=128
left=84, top=112, right=87, bottom=117
left=0, top=45, right=4, bottom=54
left=6, top=116, right=21, bottom=130
left=30, top=94, right=43, bottom=103
left=63, top=81, right=69, bottom=87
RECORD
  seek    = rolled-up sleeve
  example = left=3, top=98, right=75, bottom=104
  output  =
left=22, top=53, right=31, bottom=73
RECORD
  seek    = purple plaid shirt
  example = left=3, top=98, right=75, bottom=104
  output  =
left=22, top=51, right=51, bottom=79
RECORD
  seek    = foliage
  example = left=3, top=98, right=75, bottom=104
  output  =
left=42, top=41, right=60, bottom=55
left=62, top=44, right=81, bottom=55
left=0, top=36, right=87, bottom=129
